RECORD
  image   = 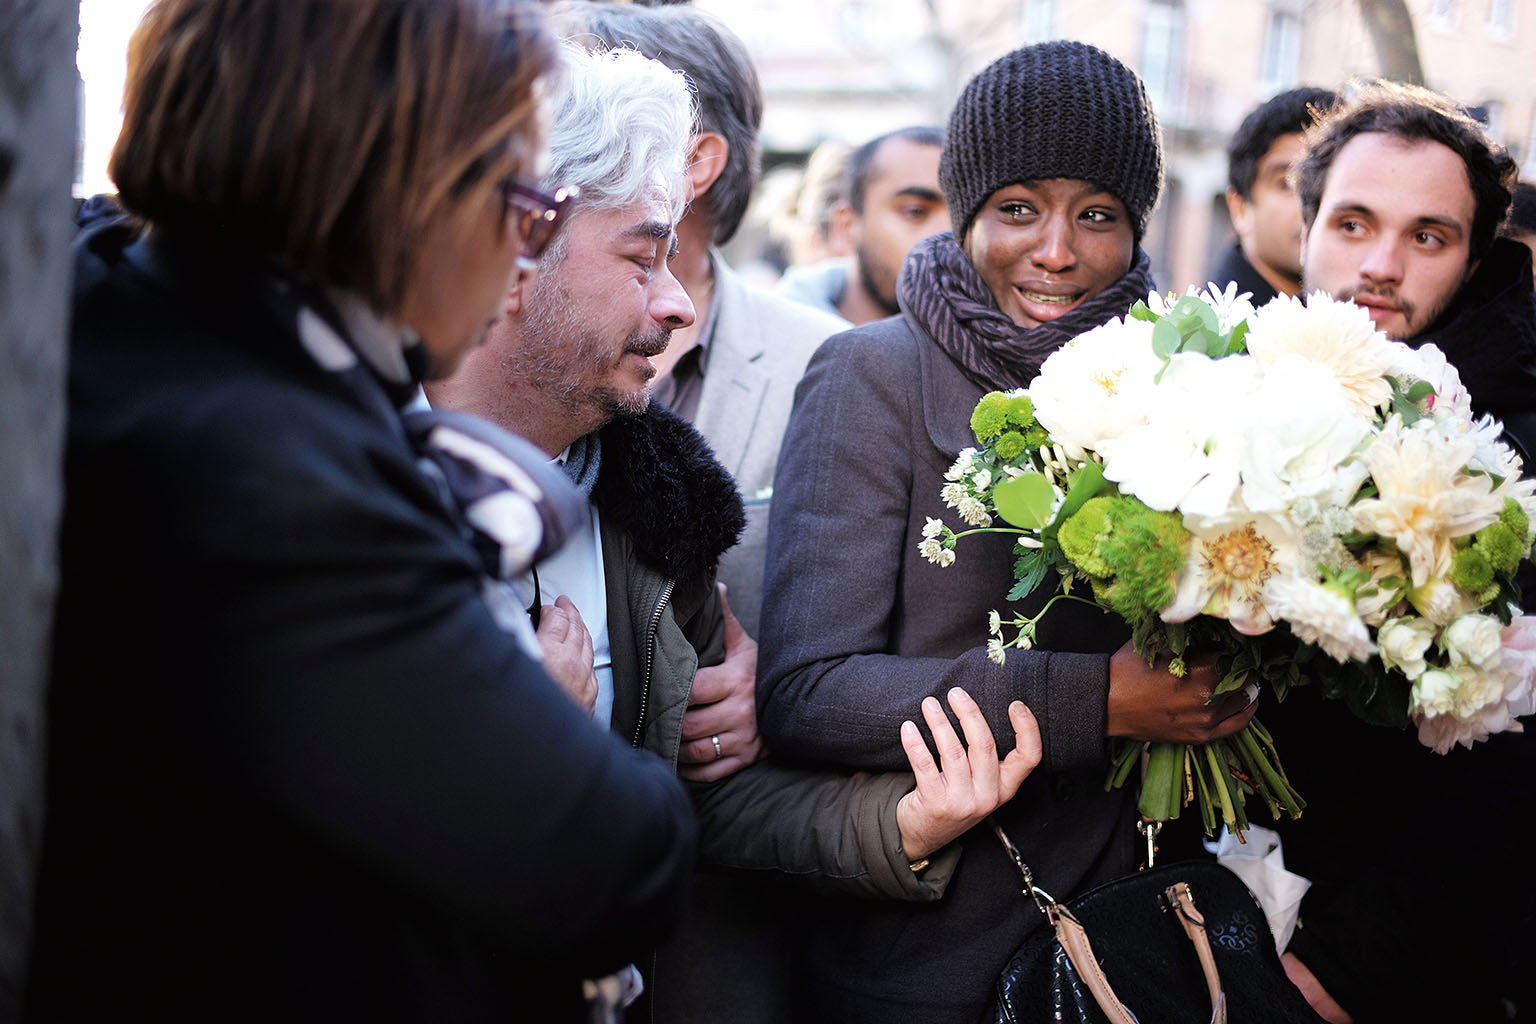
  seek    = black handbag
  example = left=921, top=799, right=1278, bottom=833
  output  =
left=990, top=823, right=1324, bottom=1024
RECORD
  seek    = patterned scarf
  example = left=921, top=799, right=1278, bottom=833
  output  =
left=243, top=262, right=588, bottom=594
left=896, top=232, right=1157, bottom=391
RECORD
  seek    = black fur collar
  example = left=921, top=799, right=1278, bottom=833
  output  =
left=592, top=404, right=745, bottom=581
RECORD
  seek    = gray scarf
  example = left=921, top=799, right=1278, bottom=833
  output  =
left=896, top=231, right=1157, bottom=392
left=561, top=433, right=602, bottom=498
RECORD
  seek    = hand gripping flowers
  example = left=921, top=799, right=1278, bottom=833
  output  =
left=924, top=284, right=1536, bottom=835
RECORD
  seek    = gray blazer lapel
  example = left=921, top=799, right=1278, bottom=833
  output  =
left=694, top=256, right=769, bottom=483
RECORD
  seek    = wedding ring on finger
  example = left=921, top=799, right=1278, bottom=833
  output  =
left=710, top=734, right=723, bottom=760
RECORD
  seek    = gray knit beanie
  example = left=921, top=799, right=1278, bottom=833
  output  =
left=940, top=41, right=1164, bottom=242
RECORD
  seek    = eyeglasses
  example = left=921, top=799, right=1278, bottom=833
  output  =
left=499, top=177, right=578, bottom=270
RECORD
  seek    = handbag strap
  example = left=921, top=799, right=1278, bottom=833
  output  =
left=989, top=820, right=1228, bottom=1024
left=1052, top=906, right=1140, bottom=1024
left=1165, top=882, right=1228, bottom=1024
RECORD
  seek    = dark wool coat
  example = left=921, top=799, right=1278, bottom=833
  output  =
left=1269, top=238, right=1536, bottom=1023
left=1207, top=242, right=1282, bottom=306
left=758, top=312, right=1139, bottom=1024
left=24, top=221, right=698, bottom=1023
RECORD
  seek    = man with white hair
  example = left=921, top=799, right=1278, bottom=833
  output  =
left=428, top=43, right=1044, bottom=1021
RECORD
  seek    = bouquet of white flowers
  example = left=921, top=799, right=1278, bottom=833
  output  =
left=923, top=284, right=1536, bottom=836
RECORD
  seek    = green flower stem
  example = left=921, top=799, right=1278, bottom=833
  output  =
left=1026, top=592, right=1105, bottom=618
left=1106, top=738, right=1142, bottom=789
left=1245, top=717, right=1306, bottom=813
left=1189, top=747, right=1217, bottom=835
left=1236, top=725, right=1305, bottom=818
left=1203, top=744, right=1239, bottom=834
left=947, top=527, right=1036, bottom=541
left=1226, top=732, right=1279, bottom=818
left=1137, top=742, right=1182, bottom=821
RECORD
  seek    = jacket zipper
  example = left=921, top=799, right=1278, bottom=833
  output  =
left=632, top=578, right=675, bottom=749
left=636, top=579, right=675, bottom=1024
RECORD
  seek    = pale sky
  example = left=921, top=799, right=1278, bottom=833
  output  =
left=75, top=0, right=152, bottom=196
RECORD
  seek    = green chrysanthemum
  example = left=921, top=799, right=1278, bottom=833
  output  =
left=1475, top=521, right=1522, bottom=577
left=1098, top=512, right=1189, bottom=620
left=1450, top=545, right=1493, bottom=594
left=993, top=431, right=1028, bottom=462
left=1024, top=424, right=1052, bottom=449
left=970, top=392, right=1011, bottom=443
left=1005, top=394, right=1036, bottom=428
left=1499, top=497, right=1529, bottom=543
left=1058, top=496, right=1189, bottom=621
left=1057, top=497, right=1118, bottom=578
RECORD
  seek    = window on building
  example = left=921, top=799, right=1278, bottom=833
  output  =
left=1140, top=0, right=1186, bottom=120
left=1486, top=0, right=1515, bottom=38
left=1260, top=8, right=1302, bottom=89
left=1019, top=0, right=1057, bottom=43
left=1482, top=99, right=1505, bottom=142
left=1429, top=0, right=1459, bottom=31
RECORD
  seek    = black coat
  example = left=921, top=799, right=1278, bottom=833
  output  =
left=1269, top=238, right=1536, bottom=1023
left=1207, top=243, right=1282, bottom=306
left=24, top=221, right=697, bottom=1022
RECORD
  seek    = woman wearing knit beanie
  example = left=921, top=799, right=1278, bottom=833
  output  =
left=757, top=41, right=1259, bottom=1022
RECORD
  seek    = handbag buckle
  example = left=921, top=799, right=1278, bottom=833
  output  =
left=989, top=819, right=1060, bottom=921
left=1137, top=819, right=1162, bottom=870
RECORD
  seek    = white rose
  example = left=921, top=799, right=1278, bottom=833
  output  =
left=1378, top=616, right=1436, bottom=680
left=1453, top=665, right=1504, bottom=716
left=1411, top=669, right=1459, bottom=717
left=1443, top=614, right=1503, bottom=668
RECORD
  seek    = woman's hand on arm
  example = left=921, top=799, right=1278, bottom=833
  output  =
left=895, top=687, right=1041, bottom=861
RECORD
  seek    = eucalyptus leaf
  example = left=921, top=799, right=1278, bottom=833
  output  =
left=1152, top=318, right=1181, bottom=359
left=993, top=471, right=1057, bottom=529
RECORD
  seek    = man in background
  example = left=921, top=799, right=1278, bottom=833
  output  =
left=556, top=1, right=848, bottom=643
left=779, top=126, right=949, bottom=325
left=1500, top=180, right=1536, bottom=286
left=1209, top=86, right=1338, bottom=302
left=1278, top=79, right=1536, bottom=1024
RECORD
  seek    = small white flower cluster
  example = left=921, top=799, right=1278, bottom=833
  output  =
left=944, top=447, right=978, bottom=482
left=939, top=452, right=995, bottom=527
left=983, top=607, right=1034, bottom=665
left=918, top=516, right=955, bottom=567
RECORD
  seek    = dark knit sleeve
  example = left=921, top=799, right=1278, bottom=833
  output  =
left=756, top=324, right=1111, bottom=775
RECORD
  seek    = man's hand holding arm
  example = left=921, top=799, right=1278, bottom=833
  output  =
left=678, top=584, right=764, bottom=781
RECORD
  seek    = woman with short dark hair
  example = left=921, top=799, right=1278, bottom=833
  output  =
left=26, top=3, right=700, bottom=1020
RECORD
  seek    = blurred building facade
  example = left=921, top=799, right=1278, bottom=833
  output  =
left=697, top=0, right=1534, bottom=292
